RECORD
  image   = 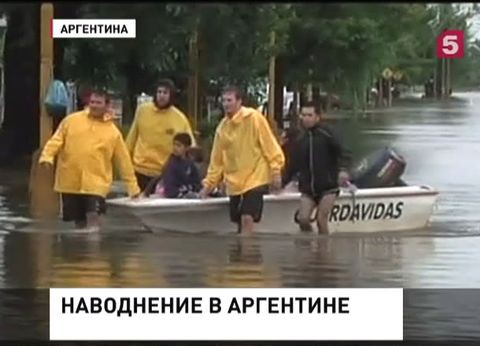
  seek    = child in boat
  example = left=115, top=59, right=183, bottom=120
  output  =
left=144, top=133, right=202, bottom=198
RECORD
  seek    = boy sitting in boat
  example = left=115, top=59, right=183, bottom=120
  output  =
left=143, top=133, right=202, bottom=198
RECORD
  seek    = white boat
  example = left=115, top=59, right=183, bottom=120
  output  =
left=107, top=185, right=439, bottom=235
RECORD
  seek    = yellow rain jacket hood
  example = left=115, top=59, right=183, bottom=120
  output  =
left=39, top=109, right=140, bottom=198
left=126, top=102, right=196, bottom=177
left=203, top=106, right=285, bottom=196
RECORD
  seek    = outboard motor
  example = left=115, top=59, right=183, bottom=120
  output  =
left=350, top=147, right=406, bottom=188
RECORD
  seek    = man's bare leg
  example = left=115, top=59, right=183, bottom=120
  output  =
left=85, top=212, right=102, bottom=232
left=316, top=193, right=337, bottom=234
left=239, top=215, right=255, bottom=235
left=298, top=195, right=316, bottom=232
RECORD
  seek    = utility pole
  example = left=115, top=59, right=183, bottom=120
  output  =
left=267, top=31, right=280, bottom=140
left=30, top=3, right=58, bottom=220
left=39, top=3, right=54, bottom=147
left=387, top=78, right=392, bottom=107
left=441, top=59, right=447, bottom=99
left=446, top=58, right=451, bottom=97
left=187, top=24, right=199, bottom=134
left=306, top=83, right=313, bottom=102
left=30, top=3, right=56, bottom=279
left=377, top=78, right=383, bottom=107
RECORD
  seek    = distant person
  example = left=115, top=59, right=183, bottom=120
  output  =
left=126, top=79, right=196, bottom=191
left=282, top=101, right=352, bottom=234
left=199, top=86, right=285, bottom=235
left=38, top=89, right=140, bottom=232
left=143, top=133, right=202, bottom=199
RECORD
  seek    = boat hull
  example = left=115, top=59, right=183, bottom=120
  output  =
left=107, top=186, right=439, bottom=234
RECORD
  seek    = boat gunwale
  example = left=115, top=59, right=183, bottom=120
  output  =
left=107, top=185, right=439, bottom=209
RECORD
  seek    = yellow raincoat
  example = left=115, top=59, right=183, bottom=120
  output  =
left=39, top=109, right=140, bottom=197
left=203, top=106, right=285, bottom=196
left=126, top=102, right=196, bottom=177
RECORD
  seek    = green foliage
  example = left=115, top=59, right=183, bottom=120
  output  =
left=429, top=4, right=480, bottom=89
left=63, top=4, right=191, bottom=89
left=51, top=3, right=479, bottom=112
left=452, top=39, right=480, bottom=88
left=197, top=4, right=292, bottom=88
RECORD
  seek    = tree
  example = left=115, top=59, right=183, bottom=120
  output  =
left=280, top=4, right=469, bottom=109
left=1, top=3, right=40, bottom=160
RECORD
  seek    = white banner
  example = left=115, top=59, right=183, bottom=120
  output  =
left=49, top=288, right=403, bottom=341
left=51, top=19, right=136, bottom=39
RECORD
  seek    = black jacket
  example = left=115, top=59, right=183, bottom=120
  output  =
left=282, top=124, right=352, bottom=196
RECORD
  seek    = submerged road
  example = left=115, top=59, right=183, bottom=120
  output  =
left=0, top=92, right=479, bottom=339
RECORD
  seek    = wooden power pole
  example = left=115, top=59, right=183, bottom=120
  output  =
left=446, top=58, right=451, bottom=97
left=30, top=3, right=58, bottom=219
left=267, top=31, right=280, bottom=140
left=441, top=58, right=446, bottom=99
left=40, top=3, right=54, bottom=147
left=187, top=25, right=200, bottom=134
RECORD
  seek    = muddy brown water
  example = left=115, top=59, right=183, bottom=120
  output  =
left=0, top=93, right=479, bottom=339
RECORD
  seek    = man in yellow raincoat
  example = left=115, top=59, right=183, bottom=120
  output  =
left=200, top=86, right=285, bottom=235
left=39, top=90, right=140, bottom=232
left=126, top=79, right=196, bottom=191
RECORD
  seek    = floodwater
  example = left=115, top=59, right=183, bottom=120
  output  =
left=1, top=92, right=480, bottom=339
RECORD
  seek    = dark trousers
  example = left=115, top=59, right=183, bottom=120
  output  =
left=135, top=172, right=156, bottom=191
left=61, top=193, right=106, bottom=226
left=229, top=185, right=269, bottom=228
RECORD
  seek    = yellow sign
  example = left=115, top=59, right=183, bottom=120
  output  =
left=382, top=68, right=393, bottom=79
left=393, top=71, right=403, bottom=81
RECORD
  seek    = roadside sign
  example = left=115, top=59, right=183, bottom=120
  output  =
left=382, top=68, right=393, bottom=79
left=393, top=71, right=403, bottom=81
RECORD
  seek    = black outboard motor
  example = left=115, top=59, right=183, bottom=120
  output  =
left=350, top=147, right=406, bottom=188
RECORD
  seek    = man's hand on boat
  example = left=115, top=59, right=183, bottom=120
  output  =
left=125, top=191, right=142, bottom=201
left=270, top=173, right=283, bottom=194
left=338, top=170, right=351, bottom=188
left=199, top=186, right=210, bottom=199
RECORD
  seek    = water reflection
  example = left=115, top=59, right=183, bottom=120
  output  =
left=0, top=289, right=48, bottom=339
left=206, top=237, right=280, bottom=287
left=1, top=94, right=480, bottom=289
left=1, top=93, right=480, bottom=337
left=405, top=289, right=480, bottom=340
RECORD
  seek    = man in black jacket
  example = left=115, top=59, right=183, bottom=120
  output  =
left=283, top=101, right=352, bottom=234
